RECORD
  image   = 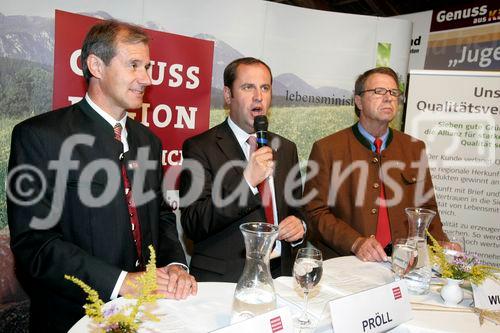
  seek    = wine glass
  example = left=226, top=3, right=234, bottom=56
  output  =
left=293, top=247, right=323, bottom=328
left=391, top=238, right=417, bottom=281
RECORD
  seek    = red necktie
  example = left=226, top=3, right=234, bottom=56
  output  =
left=114, top=123, right=142, bottom=267
left=374, top=138, right=391, bottom=248
left=247, top=136, right=275, bottom=225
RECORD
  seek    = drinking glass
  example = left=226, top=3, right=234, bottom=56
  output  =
left=293, top=247, right=323, bottom=328
left=391, top=238, right=417, bottom=281
left=444, top=234, right=466, bottom=261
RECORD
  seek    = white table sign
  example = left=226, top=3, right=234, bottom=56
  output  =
left=328, top=281, right=412, bottom=333
left=472, top=277, right=500, bottom=310
left=212, top=307, right=293, bottom=333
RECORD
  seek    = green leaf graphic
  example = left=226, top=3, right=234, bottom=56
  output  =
left=377, top=42, right=391, bottom=67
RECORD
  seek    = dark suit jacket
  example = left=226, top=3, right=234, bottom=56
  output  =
left=7, top=99, right=186, bottom=333
left=304, top=124, right=448, bottom=259
left=179, top=119, right=304, bottom=282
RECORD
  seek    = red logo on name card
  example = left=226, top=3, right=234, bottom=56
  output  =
left=270, top=316, right=284, bottom=332
left=392, top=286, right=402, bottom=300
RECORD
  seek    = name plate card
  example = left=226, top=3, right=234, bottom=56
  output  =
left=329, top=281, right=412, bottom=333
left=213, top=307, right=293, bottom=333
left=472, top=276, right=500, bottom=310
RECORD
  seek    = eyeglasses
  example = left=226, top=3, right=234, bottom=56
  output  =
left=359, top=87, right=403, bottom=97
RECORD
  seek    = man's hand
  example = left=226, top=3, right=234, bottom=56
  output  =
left=120, top=271, right=146, bottom=297
left=119, top=266, right=197, bottom=300
left=352, top=236, right=388, bottom=262
left=278, top=216, right=304, bottom=242
left=243, top=146, right=274, bottom=187
left=158, top=265, right=197, bottom=300
left=439, top=241, right=462, bottom=252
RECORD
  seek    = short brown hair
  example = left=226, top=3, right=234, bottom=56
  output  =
left=354, top=67, right=399, bottom=117
left=81, top=20, right=149, bottom=84
left=223, top=57, right=273, bottom=93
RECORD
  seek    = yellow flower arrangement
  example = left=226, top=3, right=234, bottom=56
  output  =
left=65, top=245, right=161, bottom=333
left=427, top=231, right=499, bottom=285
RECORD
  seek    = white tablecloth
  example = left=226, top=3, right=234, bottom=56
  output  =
left=69, top=282, right=236, bottom=333
left=275, top=256, right=497, bottom=333
left=69, top=256, right=497, bottom=333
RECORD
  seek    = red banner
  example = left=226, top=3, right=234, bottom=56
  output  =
left=53, top=10, right=213, bottom=189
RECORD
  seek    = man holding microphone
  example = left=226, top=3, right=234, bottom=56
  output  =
left=180, top=57, right=305, bottom=282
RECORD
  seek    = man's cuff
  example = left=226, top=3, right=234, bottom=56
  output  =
left=291, top=220, right=307, bottom=247
left=291, top=238, right=304, bottom=247
left=167, top=262, right=189, bottom=273
left=111, top=270, right=127, bottom=299
left=244, top=178, right=259, bottom=195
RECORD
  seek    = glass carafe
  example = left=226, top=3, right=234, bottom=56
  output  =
left=404, top=207, right=436, bottom=295
left=231, top=222, right=279, bottom=324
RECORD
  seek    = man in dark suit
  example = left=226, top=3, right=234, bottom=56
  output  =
left=179, top=57, right=305, bottom=282
left=7, top=20, right=196, bottom=333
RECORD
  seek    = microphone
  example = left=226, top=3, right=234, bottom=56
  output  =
left=253, top=115, right=268, bottom=148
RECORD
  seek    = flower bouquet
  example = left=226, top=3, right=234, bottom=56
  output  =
left=65, top=245, right=161, bottom=333
left=427, top=231, right=499, bottom=285
left=427, top=231, right=500, bottom=315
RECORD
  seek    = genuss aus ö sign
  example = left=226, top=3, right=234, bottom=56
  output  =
left=53, top=10, right=214, bottom=189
